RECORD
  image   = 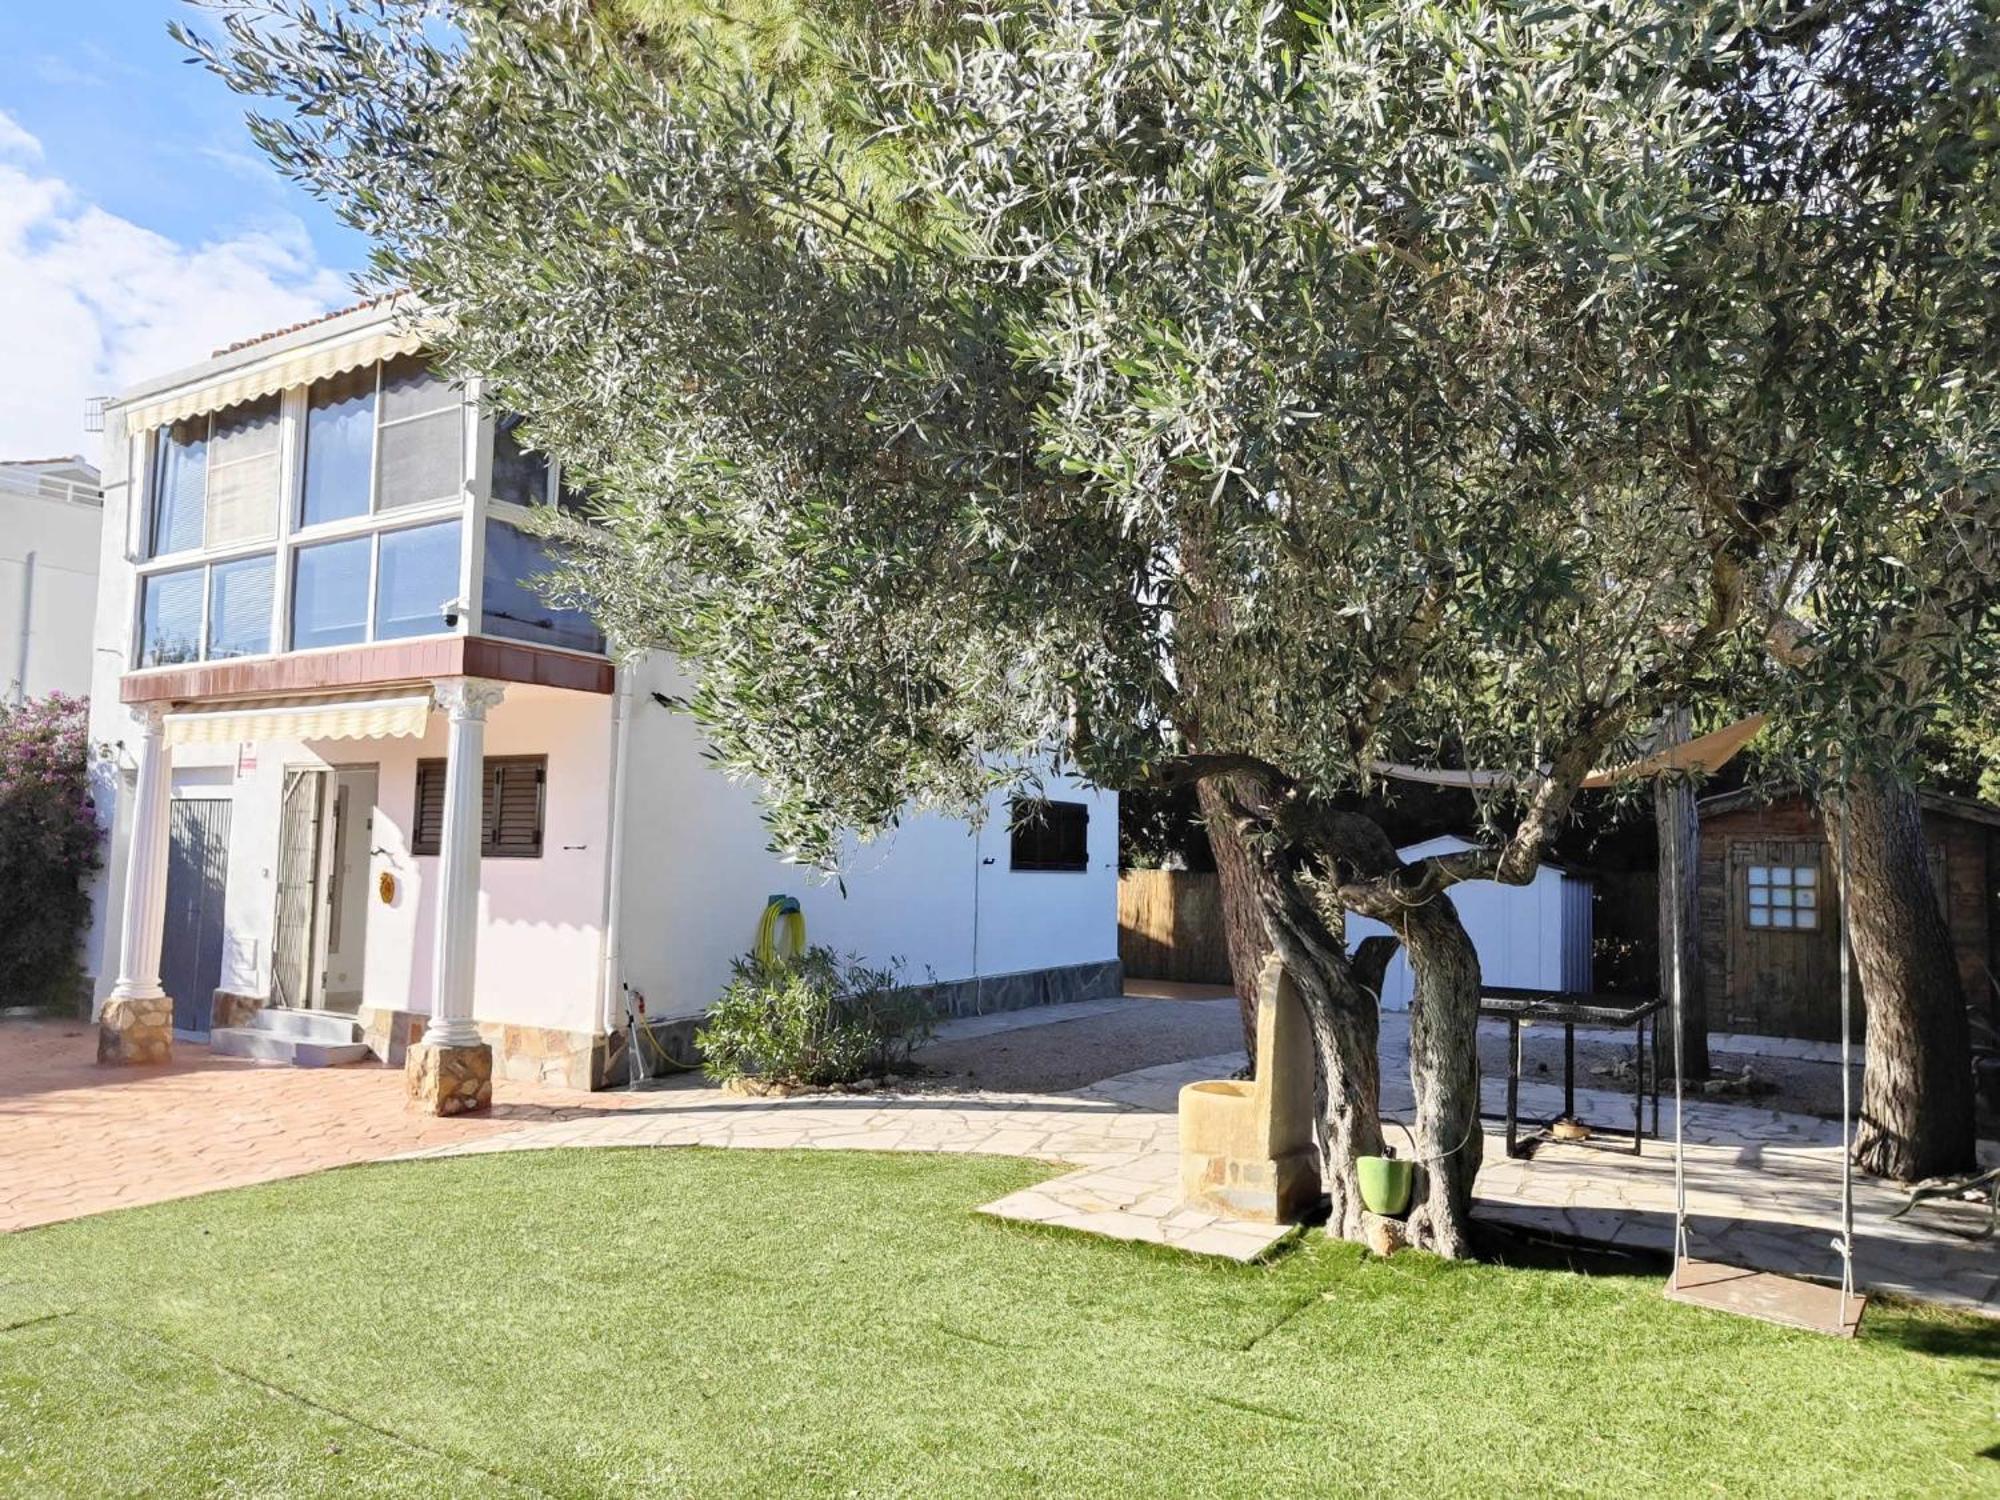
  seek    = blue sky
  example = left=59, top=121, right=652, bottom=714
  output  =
left=0, top=2, right=362, bottom=458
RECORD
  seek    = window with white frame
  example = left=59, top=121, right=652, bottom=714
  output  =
left=1745, top=864, right=1820, bottom=930
left=482, top=411, right=604, bottom=653
left=147, top=394, right=282, bottom=559
left=298, top=355, right=464, bottom=526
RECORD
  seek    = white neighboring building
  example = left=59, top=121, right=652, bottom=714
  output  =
left=1348, top=834, right=1594, bottom=1007
left=0, top=456, right=104, bottom=703
left=86, top=298, right=1119, bottom=1093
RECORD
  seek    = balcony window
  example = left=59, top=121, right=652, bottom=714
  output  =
left=375, top=520, right=463, bottom=640
left=376, top=355, right=464, bottom=510
left=148, top=397, right=282, bottom=558
left=491, top=412, right=551, bottom=508
left=481, top=519, right=603, bottom=654
left=291, top=535, right=373, bottom=651
left=138, top=567, right=204, bottom=667
left=300, top=365, right=376, bottom=527
left=203, top=396, right=282, bottom=548
left=206, top=554, right=275, bottom=659
left=149, top=418, right=207, bottom=557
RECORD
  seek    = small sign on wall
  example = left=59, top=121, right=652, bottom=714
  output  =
left=236, top=742, right=258, bottom=776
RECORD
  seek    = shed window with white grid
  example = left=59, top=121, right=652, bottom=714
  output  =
left=1746, top=865, right=1819, bottom=930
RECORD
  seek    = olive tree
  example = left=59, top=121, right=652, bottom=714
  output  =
left=185, top=0, right=1991, bottom=1245
left=1667, top=0, right=2000, bottom=1179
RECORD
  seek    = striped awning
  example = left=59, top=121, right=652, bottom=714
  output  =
left=162, top=692, right=434, bottom=748
left=121, top=326, right=427, bottom=435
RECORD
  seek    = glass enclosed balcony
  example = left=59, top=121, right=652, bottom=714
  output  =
left=130, top=355, right=604, bottom=672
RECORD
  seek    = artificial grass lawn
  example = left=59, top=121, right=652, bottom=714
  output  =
left=1, top=1151, right=1994, bottom=1498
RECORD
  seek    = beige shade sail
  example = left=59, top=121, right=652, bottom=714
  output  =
left=121, top=327, right=427, bottom=436
left=162, top=692, right=434, bottom=748
left=1369, top=714, right=1767, bottom=791
left=1578, top=713, right=1767, bottom=788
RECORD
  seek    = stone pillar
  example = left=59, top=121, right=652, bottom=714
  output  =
left=99, top=706, right=174, bottom=1065
left=406, top=677, right=504, bottom=1115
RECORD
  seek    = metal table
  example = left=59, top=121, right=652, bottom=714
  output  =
left=1477, top=987, right=1666, bottom=1159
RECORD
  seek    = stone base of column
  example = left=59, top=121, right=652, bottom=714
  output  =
left=405, top=1040, right=493, bottom=1116
left=97, top=995, right=173, bottom=1065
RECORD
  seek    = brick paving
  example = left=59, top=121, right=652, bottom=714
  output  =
left=0, top=1018, right=646, bottom=1233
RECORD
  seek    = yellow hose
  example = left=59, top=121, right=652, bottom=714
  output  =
left=754, top=895, right=806, bottom=965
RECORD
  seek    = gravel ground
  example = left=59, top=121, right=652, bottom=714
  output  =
left=912, top=998, right=1246, bottom=1093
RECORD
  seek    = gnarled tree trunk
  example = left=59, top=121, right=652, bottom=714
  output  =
left=1394, top=898, right=1485, bottom=1258
left=1237, top=795, right=1484, bottom=1257
left=1197, top=774, right=1272, bottom=1069
left=1826, top=774, right=1977, bottom=1181
left=1245, top=852, right=1385, bottom=1243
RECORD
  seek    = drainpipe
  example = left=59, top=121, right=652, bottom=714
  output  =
left=597, top=664, right=635, bottom=1039
left=13, top=550, right=34, bottom=706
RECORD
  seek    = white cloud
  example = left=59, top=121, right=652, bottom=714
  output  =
left=0, top=109, right=348, bottom=462
left=0, top=108, right=44, bottom=160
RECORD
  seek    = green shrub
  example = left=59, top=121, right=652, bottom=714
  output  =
left=0, top=694, right=100, bottom=1011
left=696, top=946, right=932, bottom=1088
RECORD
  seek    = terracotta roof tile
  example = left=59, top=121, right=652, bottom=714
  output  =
left=210, top=292, right=404, bottom=358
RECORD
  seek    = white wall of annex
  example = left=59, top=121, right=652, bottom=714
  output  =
left=614, top=654, right=1119, bottom=1022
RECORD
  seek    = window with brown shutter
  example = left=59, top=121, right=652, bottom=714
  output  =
left=412, top=755, right=546, bottom=859
left=1008, top=797, right=1090, bottom=872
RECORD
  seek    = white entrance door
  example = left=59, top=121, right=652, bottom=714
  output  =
left=271, top=768, right=327, bottom=1010
left=319, top=767, right=377, bottom=1014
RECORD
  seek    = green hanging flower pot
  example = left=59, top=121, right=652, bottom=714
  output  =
left=1357, top=1153, right=1415, bottom=1217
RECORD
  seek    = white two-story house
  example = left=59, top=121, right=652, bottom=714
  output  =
left=86, top=297, right=1119, bottom=1107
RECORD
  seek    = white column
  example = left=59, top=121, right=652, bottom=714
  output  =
left=423, top=677, right=505, bottom=1048
left=109, top=705, right=172, bottom=1003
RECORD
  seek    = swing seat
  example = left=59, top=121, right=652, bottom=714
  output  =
left=1665, top=1258, right=1865, bottom=1338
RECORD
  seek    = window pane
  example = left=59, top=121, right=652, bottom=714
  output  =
left=1748, top=887, right=1769, bottom=907
left=208, top=392, right=281, bottom=463
left=481, top=519, right=604, bottom=653
left=556, top=476, right=593, bottom=515
left=1748, top=908, right=1770, bottom=928
left=1796, top=887, right=1817, bottom=909
left=291, top=536, right=372, bottom=651
left=378, top=354, right=458, bottom=422
left=203, top=394, right=283, bottom=548
left=1747, top=867, right=1769, bottom=886
left=1797, top=910, right=1819, bottom=929
left=150, top=419, right=207, bottom=556
left=375, top=520, right=461, bottom=641
left=302, top=366, right=376, bottom=526
left=1796, top=867, right=1817, bottom=886
left=490, top=413, right=550, bottom=507
left=207, top=554, right=273, bottom=659
left=1772, top=887, right=1792, bottom=907
left=138, top=568, right=204, bottom=666
left=1770, top=867, right=1793, bottom=887
left=1772, top=908, right=1795, bottom=928
left=377, top=408, right=463, bottom=509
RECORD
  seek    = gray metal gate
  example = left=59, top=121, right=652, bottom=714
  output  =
left=162, top=798, right=231, bottom=1036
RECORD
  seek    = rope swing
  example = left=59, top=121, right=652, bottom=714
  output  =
left=1662, top=776, right=1865, bottom=1337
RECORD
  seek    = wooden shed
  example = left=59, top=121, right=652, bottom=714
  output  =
left=1697, top=788, right=2000, bottom=1041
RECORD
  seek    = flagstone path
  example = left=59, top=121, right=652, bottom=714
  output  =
left=403, top=1003, right=2000, bottom=1316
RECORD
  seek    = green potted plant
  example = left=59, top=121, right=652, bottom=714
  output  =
left=1357, top=1121, right=1417, bottom=1217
